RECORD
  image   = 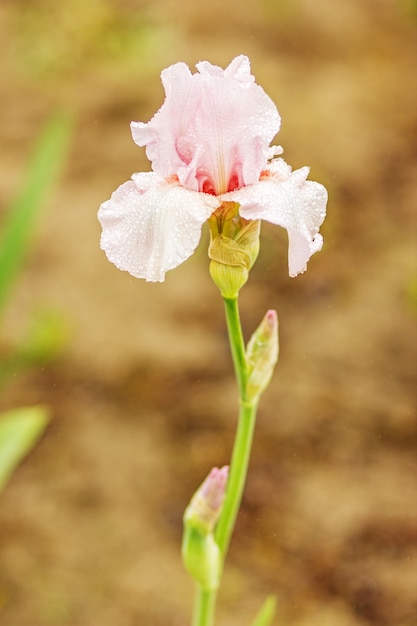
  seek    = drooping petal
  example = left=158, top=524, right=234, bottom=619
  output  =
left=224, top=158, right=327, bottom=276
left=98, top=173, right=219, bottom=282
left=131, top=56, right=281, bottom=195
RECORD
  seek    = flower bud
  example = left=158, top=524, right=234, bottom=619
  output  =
left=208, top=203, right=261, bottom=298
left=182, top=467, right=228, bottom=590
left=184, top=466, right=228, bottom=535
left=246, top=310, right=279, bottom=401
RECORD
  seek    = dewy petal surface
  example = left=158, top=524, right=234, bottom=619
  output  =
left=98, top=173, right=219, bottom=282
left=131, top=62, right=200, bottom=183
left=225, top=158, right=327, bottom=276
left=131, top=55, right=281, bottom=195
left=100, top=56, right=328, bottom=282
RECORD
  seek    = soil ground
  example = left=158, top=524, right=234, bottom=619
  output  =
left=0, top=1, right=416, bottom=625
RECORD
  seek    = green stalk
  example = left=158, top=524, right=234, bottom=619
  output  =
left=215, top=296, right=258, bottom=556
left=223, top=297, right=247, bottom=399
left=215, top=398, right=258, bottom=556
left=192, top=295, right=260, bottom=624
left=192, top=587, right=218, bottom=626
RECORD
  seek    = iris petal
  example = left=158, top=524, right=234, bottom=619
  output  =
left=131, top=55, right=280, bottom=195
left=224, top=158, right=327, bottom=276
left=98, top=173, right=219, bottom=282
left=99, top=57, right=327, bottom=281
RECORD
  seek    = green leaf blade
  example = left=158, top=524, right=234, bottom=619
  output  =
left=0, top=405, right=49, bottom=492
left=0, top=112, right=72, bottom=315
left=250, top=595, right=277, bottom=626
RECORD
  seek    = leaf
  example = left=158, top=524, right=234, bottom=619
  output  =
left=0, top=406, right=49, bottom=493
left=20, top=308, right=70, bottom=363
left=0, top=112, right=72, bottom=316
left=250, top=595, right=277, bottom=626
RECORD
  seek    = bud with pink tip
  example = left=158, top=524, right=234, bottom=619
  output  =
left=182, top=466, right=228, bottom=590
left=184, top=466, right=228, bottom=535
left=246, top=309, right=279, bottom=402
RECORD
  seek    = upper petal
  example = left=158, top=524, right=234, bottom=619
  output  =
left=130, top=56, right=281, bottom=195
left=191, top=55, right=280, bottom=194
left=98, top=173, right=219, bottom=282
left=131, top=62, right=200, bottom=182
left=196, top=55, right=254, bottom=85
left=224, top=158, right=327, bottom=276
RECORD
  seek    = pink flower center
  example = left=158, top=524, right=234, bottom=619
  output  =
left=175, top=134, right=244, bottom=195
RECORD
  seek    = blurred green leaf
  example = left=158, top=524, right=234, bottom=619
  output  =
left=0, top=309, right=70, bottom=388
left=250, top=595, right=277, bottom=626
left=21, top=308, right=70, bottom=363
left=0, top=112, right=72, bottom=316
left=0, top=406, right=49, bottom=493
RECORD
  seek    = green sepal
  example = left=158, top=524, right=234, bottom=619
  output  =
left=208, top=204, right=261, bottom=298
left=181, top=525, right=222, bottom=591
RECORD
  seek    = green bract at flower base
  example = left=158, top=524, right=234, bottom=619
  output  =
left=208, top=202, right=261, bottom=298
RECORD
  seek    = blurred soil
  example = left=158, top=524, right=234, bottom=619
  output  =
left=0, top=1, right=416, bottom=625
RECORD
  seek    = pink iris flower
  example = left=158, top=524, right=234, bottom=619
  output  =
left=98, top=55, right=327, bottom=282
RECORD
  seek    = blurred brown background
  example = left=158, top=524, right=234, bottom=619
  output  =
left=0, top=1, right=416, bottom=625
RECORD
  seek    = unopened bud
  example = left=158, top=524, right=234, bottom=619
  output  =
left=182, top=467, right=228, bottom=590
left=208, top=203, right=261, bottom=298
left=184, top=466, right=228, bottom=535
left=246, top=310, right=279, bottom=401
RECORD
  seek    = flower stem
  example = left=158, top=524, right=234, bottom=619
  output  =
left=192, top=586, right=217, bottom=626
left=217, top=297, right=260, bottom=557
left=215, top=398, right=258, bottom=556
left=192, top=295, right=259, bottom=624
left=223, top=297, right=247, bottom=400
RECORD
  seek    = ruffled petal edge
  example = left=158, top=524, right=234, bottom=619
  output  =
left=98, top=173, right=219, bottom=282
left=223, top=159, right=327, bottom=276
